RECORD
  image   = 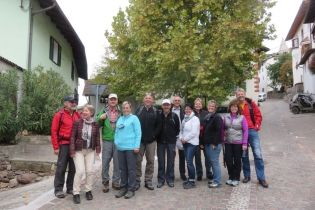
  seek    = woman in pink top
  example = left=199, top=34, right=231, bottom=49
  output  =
left=222, top=99, right=248, bottom=186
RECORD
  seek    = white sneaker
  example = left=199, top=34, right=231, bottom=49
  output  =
left=231, top=180, right=239, bottom=186
left=226, top=180, right=233, bottom=185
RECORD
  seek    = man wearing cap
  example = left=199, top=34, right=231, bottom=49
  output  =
left=51, top=95, right=82, bottom=198
left=96, top=93, right=122, bottom=193
left=156, top=99, right=180, bottom=188
left=135, top=93, right=161, bottom=190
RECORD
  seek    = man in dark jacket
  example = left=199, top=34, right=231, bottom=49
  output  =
left=171, top=96, right=186, bottom=181
left=156, top=99, right=180, bottom=188
left=51, top=95, right=81, bottom=198
left=135, top=93, right=161, bottom=190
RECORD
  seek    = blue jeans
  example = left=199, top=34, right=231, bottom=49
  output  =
left=183, top=143, right=197, bottom=181
left=242, top=129, right=266, bottom=180
left=205, top=144, right=222, bottom=185
left=157, top=143, right=176, bottom=184
left=195, top=147, right=213, bottom=178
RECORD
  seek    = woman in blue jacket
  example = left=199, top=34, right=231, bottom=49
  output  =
left=114, top=101, right=141, bottom=199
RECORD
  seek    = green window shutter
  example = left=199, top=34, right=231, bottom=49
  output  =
left=49, top=36, right=54, bottom=60
left=57, top=45, right=62, bottom=66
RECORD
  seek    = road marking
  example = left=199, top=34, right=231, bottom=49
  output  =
left=283, top=152, right=287, bottom=157
left=295, top=136, right=305, bottom=138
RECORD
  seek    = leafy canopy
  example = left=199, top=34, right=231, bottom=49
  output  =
left=97, top=0, right=276, bottom=103
left=278, top=60, right=293, bottom=86
left=267, top=52, right=292, bottom=89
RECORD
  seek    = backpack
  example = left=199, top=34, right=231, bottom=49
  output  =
left=135, top=106, right=158, bottom=118
left=245, top=97, right=255, bottom=126
left=57, top=110, right=81, bottom=141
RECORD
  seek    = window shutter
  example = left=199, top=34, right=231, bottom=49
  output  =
left=57, top=45, right=62, bottom=66
left=49, top=36, right=54, bottom=60
left=71, top=62, right=74, bottom=81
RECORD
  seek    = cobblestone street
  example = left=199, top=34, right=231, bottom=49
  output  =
left=1, top=99, right=314, bottom=210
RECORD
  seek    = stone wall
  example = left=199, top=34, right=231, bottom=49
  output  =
left=0, top=136, right=56, bottom=190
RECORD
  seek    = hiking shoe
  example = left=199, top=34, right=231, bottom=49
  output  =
left=145, top=183, right=154, bottom=190
left=242, top=177, right=251, bottom=183
left=167, top=182, right=174, bottom=188
left=157, top=183, right=164, bottom=188
left=73, top=194, right=80, bottom=204
left=66, top=190, right=73, bottom=195
left=115, top=188, right=128, bottom=198
left=183, top=181, right=196, bottom=189
left=124, top=191, right=135, bottom=199
left=103, top=181, right=109, bottom=193
left=231, top=180, right=239, bottom=187
left=135, top=183, right=140, bottom=191
left=55, top=191, right=65, bottom=198
left=226, top=180, right=233, bottom=185
left=112, top=183, right=120, bottom=190
left=259, top=180, right=269, bottom=188
left=209, top=183, right=222, bottom=188
left=86, top=191, right=93, bottom=200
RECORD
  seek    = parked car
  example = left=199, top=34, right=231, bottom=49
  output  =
left=217, top=106, right=228, bottom=118
left=258, top=93, right=266, bottom=102
left=289, top=93, right=315, bottom=114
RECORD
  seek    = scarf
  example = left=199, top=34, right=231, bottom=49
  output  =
left=204, top=111, right=216, bottom=122
left=181, top=112, right=195, bottom=130
left=82, top=118, right=94, bottom=149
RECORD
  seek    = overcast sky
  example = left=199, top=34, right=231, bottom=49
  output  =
left=57, top=0, right=303, bottom=105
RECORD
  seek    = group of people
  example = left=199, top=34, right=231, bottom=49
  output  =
left=50, top=88, right=268, bottom=204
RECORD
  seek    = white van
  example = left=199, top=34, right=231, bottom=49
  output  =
left=258, top=93, right=266, bottom=102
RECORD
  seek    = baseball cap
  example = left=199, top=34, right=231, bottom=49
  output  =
left=162, top=99, right=171, bottom=104
left=108, top=93, right=118, bottom=99
left=64, top=95, right=77, bottom=102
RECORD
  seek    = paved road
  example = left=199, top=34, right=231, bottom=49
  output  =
left=1, top=99, right=314, bottom=210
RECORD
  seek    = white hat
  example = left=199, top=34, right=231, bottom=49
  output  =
left=108, top=93, right=118, bottom=99
left=162, top=99, right=171, bottom=104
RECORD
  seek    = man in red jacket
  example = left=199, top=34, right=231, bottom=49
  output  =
left=51, top=95, right=81, bottom=198
left=236, top=88, right=268, bottom=188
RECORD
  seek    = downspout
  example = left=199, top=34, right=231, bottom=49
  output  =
left=27, top=0, right=56, bottom=70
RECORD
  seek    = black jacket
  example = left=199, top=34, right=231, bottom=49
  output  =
left=202, top=112, right=222, bottom=146
left=194, top=109, right=208, bottom=146
left=157, top=112, right=180, bottom=144
left=135, top=106, right=161, bottom=144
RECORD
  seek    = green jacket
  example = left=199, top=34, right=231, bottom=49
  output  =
left=96, top=105, right=122, bottom=142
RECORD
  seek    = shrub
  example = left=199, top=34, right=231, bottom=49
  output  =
left=0, top=69, right=19, bottom=144
left=17, top=66, right=72, bottom=135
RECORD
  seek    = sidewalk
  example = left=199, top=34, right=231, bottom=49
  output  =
left=1, top=99, right=314, bottom=209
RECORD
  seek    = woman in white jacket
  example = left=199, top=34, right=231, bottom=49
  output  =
left=179, top=103, right=200, bottom=189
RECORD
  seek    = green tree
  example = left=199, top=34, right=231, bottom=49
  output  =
left=0, top=69, right=19, bottom=144
left=18, top=66, right=72, bottom=135
left=98, top=0, right=275, bottom=103
left=278, top=60, right=293, bottom=86
left=267, top=52, right=291, bottom=90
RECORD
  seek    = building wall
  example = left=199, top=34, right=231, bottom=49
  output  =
left=0, top=0, right=79, bottom=93
left=31, top=0, right=78, bottom=91
left=0, top=0, right=31, bottom=69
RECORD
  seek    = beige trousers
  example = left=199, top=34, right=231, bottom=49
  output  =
left=73, top=149, right=94, bottom=195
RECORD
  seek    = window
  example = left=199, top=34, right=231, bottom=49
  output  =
left=71, top=62, right=74, bottom=81
left=292, top=38, right=299, bottom=48
left=301, top=29, right=304, bottom=40
left=49, top=36, right=61, bottom=66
